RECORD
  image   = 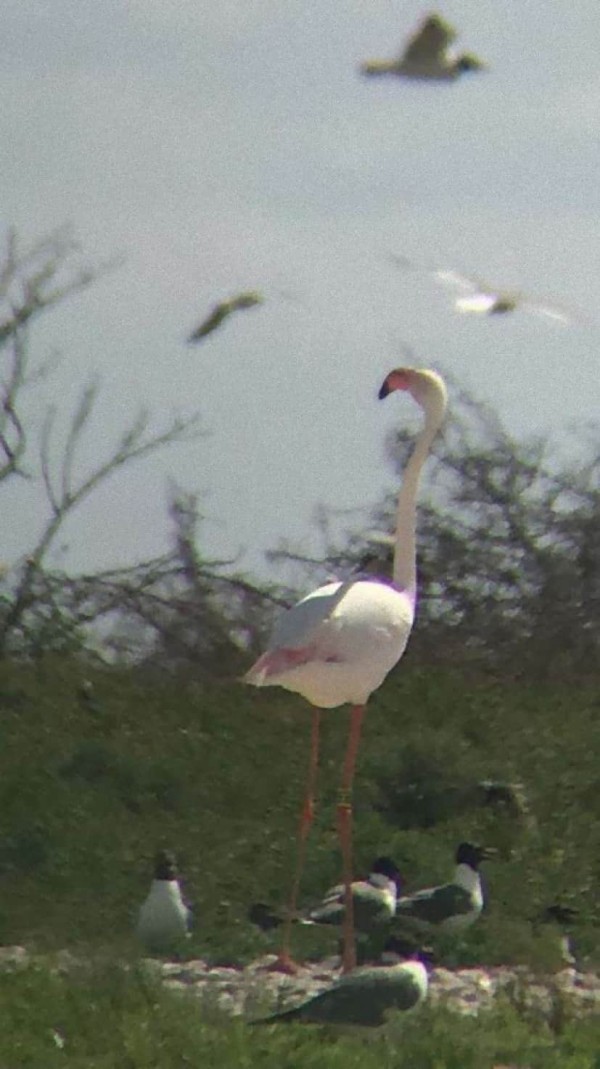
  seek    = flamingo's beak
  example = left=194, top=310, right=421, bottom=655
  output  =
left=378, top=368, right=411, bottom=400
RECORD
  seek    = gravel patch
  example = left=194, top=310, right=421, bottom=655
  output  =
left=3, top=946, right=599, bottom=1022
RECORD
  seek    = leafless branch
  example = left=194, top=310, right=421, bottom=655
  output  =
left=0, top=225, right=119, bottom=349
left=40, top=406, right=59, bottom=512
left=0, top=331, right=30, bottom=482
left=0, top=397, right=204, bottom=657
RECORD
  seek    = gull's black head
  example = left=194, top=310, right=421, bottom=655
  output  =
left=455, top=842, right=497, bottom=870
left=154, top=850, right=178, bottom=881
left=456, top=53, right=487, bottom=73
left=382, top=935, right=436, bottom=967
left=370, top=856, right=402, bottom=889
left=248, top=902, right=282, bottom=932
left=539, top=903, right=580, bottom=926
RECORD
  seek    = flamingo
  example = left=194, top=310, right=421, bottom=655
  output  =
left=244, top=367, right=447, bottom=973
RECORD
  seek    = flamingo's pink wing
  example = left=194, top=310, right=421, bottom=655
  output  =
left=243, top=645, right=316, bottom=685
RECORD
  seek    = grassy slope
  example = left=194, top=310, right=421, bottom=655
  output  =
left=0, top=655, right=598, bottom=967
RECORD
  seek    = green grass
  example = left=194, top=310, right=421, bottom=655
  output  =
left=1, top=961, right=600, bottom=1069
left=2, top=654, right=600, bottom=1064
left=0, top=654, right=598, bottom=969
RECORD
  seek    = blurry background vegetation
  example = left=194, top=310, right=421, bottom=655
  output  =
left=0, top=229, right=599, bottom=972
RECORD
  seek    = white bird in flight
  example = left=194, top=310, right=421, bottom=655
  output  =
left=390, top=254, right=573, bottom=323
left=244, top=367, right=447, bottom=974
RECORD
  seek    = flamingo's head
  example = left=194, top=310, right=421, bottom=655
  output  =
left=378, top=367, right=447, bottom=429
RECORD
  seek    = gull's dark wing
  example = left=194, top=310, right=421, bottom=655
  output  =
left=403, top=15, right=456, bottom=64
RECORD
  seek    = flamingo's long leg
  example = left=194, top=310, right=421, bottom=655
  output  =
left=336, top=704, right=366, bottom=974
left=271, top=707, right=321, bottom=973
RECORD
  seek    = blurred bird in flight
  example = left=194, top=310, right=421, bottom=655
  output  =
left=360, top=13, right=486, bottom=81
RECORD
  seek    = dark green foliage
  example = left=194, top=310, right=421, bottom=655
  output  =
left=0, top=826, right=51, bottom=875
left=59, top=742, right=184, bottom=814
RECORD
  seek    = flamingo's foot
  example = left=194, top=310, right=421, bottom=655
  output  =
left=265, top=952, right=303, bottom=975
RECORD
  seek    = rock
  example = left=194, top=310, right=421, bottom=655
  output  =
left=0, top=946, right=28, bottom=968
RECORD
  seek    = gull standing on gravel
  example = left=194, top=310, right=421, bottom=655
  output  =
left=249, top=855, right=402, bottom=935
left=136, top=850, right=191, bottom=955
left=251, top=944, right=429, bottom=1027
left=393, top=842, right=496, bottom=937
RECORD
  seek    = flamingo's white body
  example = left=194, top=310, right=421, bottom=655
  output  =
left=247, top=579, right=414, bottom=709
left=245, top=367, right=447, bottom=973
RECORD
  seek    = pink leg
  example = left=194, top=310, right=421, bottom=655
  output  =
left=336, top=704, right=366, bottom=974
left=270, top=708, right=321, bottom=974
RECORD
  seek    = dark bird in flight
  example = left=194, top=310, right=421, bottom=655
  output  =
left=187, top=291, right=263, bottom=343
left=360, top=13, right=487, bottom=81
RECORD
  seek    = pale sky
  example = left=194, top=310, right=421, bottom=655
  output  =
left=2, top=0, right=600, bottom=580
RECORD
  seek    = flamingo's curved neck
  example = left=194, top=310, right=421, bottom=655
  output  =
left=392, top=411, right=440, bottom=594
